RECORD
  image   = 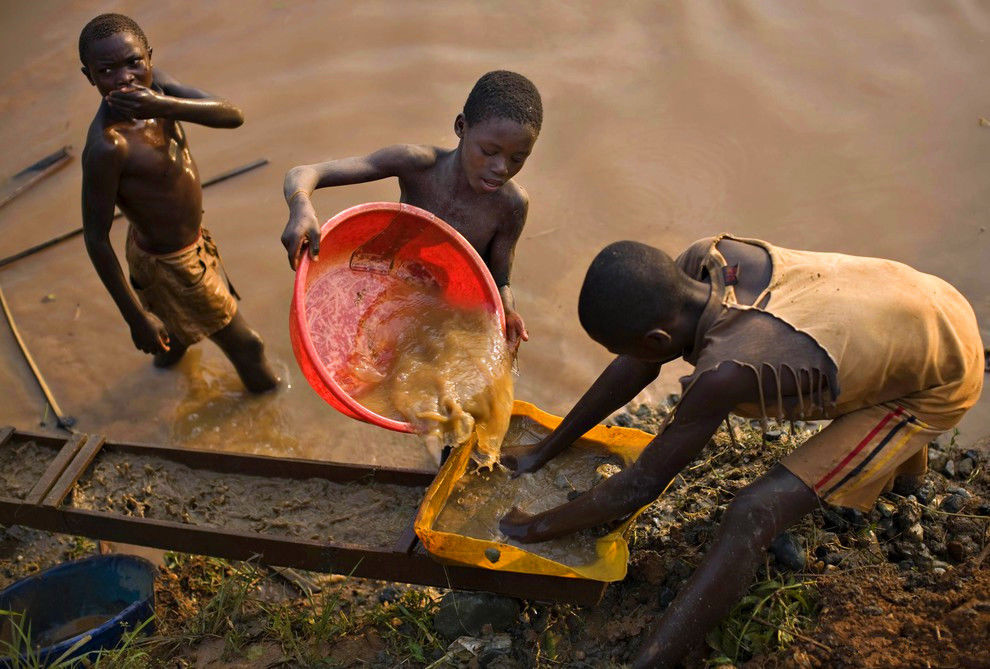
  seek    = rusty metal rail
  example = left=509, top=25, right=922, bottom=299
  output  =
left=0, top=426, right=607, bottom=605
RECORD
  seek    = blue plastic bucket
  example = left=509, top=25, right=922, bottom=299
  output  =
left=0, top=554, right=155, bottom=666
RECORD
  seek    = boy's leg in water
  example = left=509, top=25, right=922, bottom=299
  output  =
left=153, top=335, right=188, bottom=368
left=633, top=464, right=819, bottom=668
left=209, top=312, right=278, bottom=392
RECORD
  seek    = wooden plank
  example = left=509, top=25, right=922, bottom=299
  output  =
left=0, top=503, right=605, bottom=605
left=99, top=438, right=436, bottom=486
left=0, top=146, right=71, bottom=210
left=25, top=433, right=86, bottom=505
left=41, top=434, right=105, bottom=507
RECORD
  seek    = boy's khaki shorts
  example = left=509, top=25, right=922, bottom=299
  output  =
left=125, top=227, right=237, bottom=346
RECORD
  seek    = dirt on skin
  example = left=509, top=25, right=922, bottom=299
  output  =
left=0, top=439, right=58, bottom=500
left=435, top=416, right=623, bottom=566
left=67, top=451, right=424, bottom=550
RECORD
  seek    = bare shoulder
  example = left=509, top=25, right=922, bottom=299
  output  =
left=496, top=180, right=529, bottom=229
left=383, top=144, right=440, bottom=171
left=82, top=115, right=127, bottom=173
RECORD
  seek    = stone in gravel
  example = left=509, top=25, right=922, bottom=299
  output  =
left=946, top=540, right=965, bottom=562
left=823, top=551, right=843, bottom=566
left=378, top=585, right=400, bottom=603
left=659, top=587, right=677, bottom=608
left=876, top=500, right=896, bottom=518
left=941, top=494, right=966, bottom=513
left=864, top=605, right=884, bottom=616
left=946, top=486, right=971, bottom=499
left=478, top=633, right=512, bottom=664
left=764, top=429, right=782, bottom=442
left=484, top=547, right=501, bottom=564
left=914, top=482, right=935, bottom=505
left=434, top=592, right=519, bottom=640
left=943, top=459, right=956, bottom=478
left=905, top=522, right=924, bottom=543
left=770, top=532, right=806, bottom=571
left=955, top=458, right=974, bottom=478
left=894, top=503, right=921, bottom=530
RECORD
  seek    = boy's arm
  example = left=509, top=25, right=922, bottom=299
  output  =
left=490, top=192, right=528, bottom=350
left=502, top=354, right=663, bottom=473
left=500, top=362, right=744, bottom=542
left=104, top=69, right=243, bottom=128
left=81, top=137, right=170, bottom=355
left=280, top=145, right=434, bottom=270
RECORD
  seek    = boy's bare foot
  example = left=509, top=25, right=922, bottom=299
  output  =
left=153, top=342, right=188, bottom=367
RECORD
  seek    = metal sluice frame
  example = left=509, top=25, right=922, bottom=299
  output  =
left=0, top=426, right=607, bottom=605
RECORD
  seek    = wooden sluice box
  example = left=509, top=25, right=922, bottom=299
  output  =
left=0, top=426, right=607, bottom=605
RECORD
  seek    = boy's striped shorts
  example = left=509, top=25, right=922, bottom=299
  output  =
left=781, top=403, right=940, bottom=511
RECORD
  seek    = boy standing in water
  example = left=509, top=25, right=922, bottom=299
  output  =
left=280, top=71, right=542, bottom=350
left=79, top=14, right=277, bottom=392
left=500, top=235, right=984, bottom=667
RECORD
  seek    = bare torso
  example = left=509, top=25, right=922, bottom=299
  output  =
left=89, top=104, right=202, bottom=253
left=397, top=148, right=523, bottom=267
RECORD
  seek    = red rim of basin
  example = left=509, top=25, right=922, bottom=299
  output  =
left=291, top=201, right=506, bottom=433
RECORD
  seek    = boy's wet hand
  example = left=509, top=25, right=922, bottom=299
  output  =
left=130, top=311, right=170, bottom=354
left=499, top=507, right=537, bottom=542
left=505, top=311, right=528, bottom=352
left=281, top=204, right=321, bottom=271
left=500, top=442, right=548, bottom=476
left=106, top=85, right=167, bottom=119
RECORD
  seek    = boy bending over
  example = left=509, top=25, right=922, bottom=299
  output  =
left=280, top=71, right=542, bottom=350
left=80, top=14, right=277, bottom=392
left=500, top=235, right=984, bottom=666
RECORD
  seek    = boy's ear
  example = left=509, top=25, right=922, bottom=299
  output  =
left=81, top=66, right=95, bottom=85
left=645, top=328, right=673, bottom=348
left=454, top=113, right=466, bottom=139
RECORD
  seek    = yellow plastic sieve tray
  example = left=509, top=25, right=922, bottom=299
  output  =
left=414, top=400, right=656, bottom=582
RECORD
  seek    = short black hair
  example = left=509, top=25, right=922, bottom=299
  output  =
left=79, top=13, right=149, bottom=64
left=578, top=241, right=689, bottom=347
left=463, top=71, right=543, bottom=133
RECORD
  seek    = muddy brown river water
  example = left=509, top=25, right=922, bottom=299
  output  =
left=0, top=2, right=987, bottom=469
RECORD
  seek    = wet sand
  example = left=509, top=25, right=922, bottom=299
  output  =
left=0, top=439, right=57, bottom=499
left=69, top=450, right=424, bottom=549
left=0, top=1, right=987, bottom=466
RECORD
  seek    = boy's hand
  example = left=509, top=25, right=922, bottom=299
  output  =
left=505, top=310, right=529, bottom=352
left=106, top=85, right=170, bottom=120
left=129, top=311, right=170, bottom=354
left=500, top=439, right=553, bottom=475
left=281, top=196, right=321, bottom=271
left=499, top=507, right=539, bottom=542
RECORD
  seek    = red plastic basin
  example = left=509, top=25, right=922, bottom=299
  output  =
left=289, top=202, right=506, bottom=432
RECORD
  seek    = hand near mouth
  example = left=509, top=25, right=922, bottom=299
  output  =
left=106, top=84, right=168, bottom=120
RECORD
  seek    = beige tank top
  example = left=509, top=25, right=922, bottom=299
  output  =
left=676, top=234, right=982, bottom=424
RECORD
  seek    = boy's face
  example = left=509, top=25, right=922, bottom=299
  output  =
left=455, top=115, right=538, bottom=194
left=81, top=31, right=152, bottom=98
